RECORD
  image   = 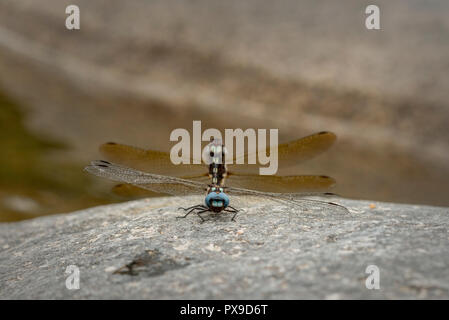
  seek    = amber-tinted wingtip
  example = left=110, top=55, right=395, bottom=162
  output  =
left=318, top=132, right=337, bottom=145
left=318, top=131, right=336, bottom=138
left=99, top=142, right=117, bottom=151
left=98, top=141, right=117, bottom=151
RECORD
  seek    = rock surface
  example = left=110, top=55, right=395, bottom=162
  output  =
left=0, top=196, right=448, bottom=299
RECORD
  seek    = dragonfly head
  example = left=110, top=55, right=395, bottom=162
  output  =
left=205, top=186, right=229, bottom=212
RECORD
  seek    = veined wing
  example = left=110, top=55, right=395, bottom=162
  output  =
left=85, top=160, right=206, bottom=196
left=85, top=160, right=348, bottom=213
left=228, top=131, right=336, bottom=174
left=224, top=173, right=335, bottom=192
left=224, top=185, right=349, bottom=214
left=111, top=173, right=210, bottom=198
left=99, top=142, right=206, bottom=176
left=111, top=184, right=166, bottom=198
left=109, top=173, right=335, bottom=198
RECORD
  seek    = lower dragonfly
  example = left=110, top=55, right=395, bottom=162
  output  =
left=84, top=132, right=348, bottom=222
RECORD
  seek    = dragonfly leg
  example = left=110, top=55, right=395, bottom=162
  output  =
left=231, top=210, right=239, bottom=221
left=196, top=209, right=210, bottom=223
left=178, top=204, right=205, bottom=211
left=177, top=206, right=203, bottom=219
left=177, top=205, right=208, bottom=219
left=224, top=207, right=239, bottom=221
left=176, top=208, right=195, bottom=219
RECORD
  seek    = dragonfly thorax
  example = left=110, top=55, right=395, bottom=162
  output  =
left=205, top=139, right=228, bottom=186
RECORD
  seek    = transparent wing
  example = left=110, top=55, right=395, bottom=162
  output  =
left=109, top=174, right=335, bottom=197
left=224, top=173, right=336, bottom=192
left=99, top=142, right=206, bottom=176
left=111, top=173, right=210, bottom=198
left=228, top=131, right=336, bottom=174
left=111, top=184, right=167, bottom=198
left=85, top=160, right=348, bottom=214
left=85, top=160, right=207, bottom=196
left=224, top=185, right=349, bottom=214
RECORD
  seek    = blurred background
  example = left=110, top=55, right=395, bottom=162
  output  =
left=0, top=0, right=448, bottom=222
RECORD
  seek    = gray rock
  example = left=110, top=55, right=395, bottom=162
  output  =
left=0, top=196, right=448, bottom=299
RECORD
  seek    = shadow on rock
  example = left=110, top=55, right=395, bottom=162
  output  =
left=113, top=249, right=188, bottom=277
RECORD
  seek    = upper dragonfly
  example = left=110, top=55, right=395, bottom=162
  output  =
left=84, top=131, right=348, bottom=221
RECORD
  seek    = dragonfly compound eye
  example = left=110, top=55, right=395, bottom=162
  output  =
left=205, top=191, right=230, bottom=208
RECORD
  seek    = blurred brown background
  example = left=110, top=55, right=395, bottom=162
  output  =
left=0, top=0, right=448, bottom=221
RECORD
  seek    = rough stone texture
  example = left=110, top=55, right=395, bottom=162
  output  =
left=0, top=196, right=448, bottom=299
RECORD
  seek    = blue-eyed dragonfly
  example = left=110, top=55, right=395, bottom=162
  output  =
left=84, top=131, right=348, bottom=222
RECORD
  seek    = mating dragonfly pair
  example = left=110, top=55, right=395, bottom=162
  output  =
left=85, top=131, right=348, bottom=222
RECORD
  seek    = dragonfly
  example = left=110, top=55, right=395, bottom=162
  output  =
left=84, top=131, right=348, bottom=222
